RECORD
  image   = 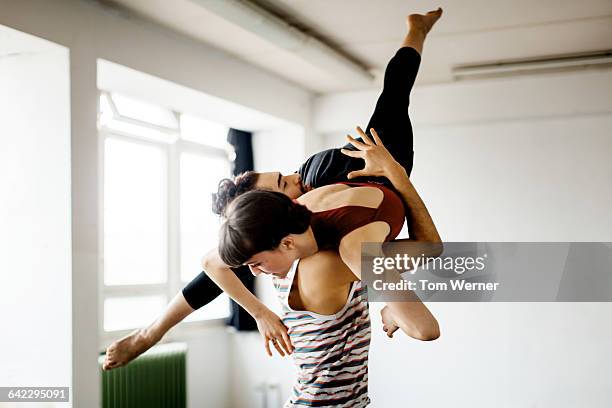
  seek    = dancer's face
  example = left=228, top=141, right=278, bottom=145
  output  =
left=244, top=239, right=297, bottom=278
left=255, top=172, right=311, bottom=199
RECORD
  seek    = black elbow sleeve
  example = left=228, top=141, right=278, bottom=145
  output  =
left=182, top=271, right=224, bottom=310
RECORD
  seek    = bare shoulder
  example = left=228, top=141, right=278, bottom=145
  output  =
left=201, top=247, right=223, bottom=269
left=299, top=250, right=356, bottom=283
left=340, top=221, right=390, bottom=247
left=298, top=184, right=383, bottom=212
left=297, top=184, right=347, bottom=206
left=300, top=250, right=343, bottom=269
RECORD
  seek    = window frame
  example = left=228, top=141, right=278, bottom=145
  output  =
left=98, top=92, right=232, bottom=346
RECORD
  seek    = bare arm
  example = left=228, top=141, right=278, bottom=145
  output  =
left=104, top=246, right=293, bottom=370
left=201, top=248, right=269, bottom=318
left=380, top=161, right=443, bottom=261
left=201, top=248, right=293, bottom=356
left=148, top=291, right=195, bottom=343
left=387, top=166, right=441, bottom=243
left=338, top=223, right=439, bottom=341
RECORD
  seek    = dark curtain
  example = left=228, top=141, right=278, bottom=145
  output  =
left=225, top=128, right=257, bottom=331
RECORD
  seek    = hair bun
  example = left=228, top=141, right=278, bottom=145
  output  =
left=212, top=171, right=259, bottom=216
left=212, top=178, right=237, bottom=215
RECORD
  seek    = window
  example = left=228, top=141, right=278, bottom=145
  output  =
left=179, top=152, right=229, bottom=282
left=100, top=92, right=233, bottom=333
left=104, top=138, right=166, bottom=286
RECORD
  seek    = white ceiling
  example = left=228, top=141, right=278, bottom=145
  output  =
left=106, top=0, right=612, bottom=94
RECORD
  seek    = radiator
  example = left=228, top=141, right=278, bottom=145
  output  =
left=99, top=342, right=187, bottom=408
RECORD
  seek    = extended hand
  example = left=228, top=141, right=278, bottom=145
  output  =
left=255, top=308, right=293, bottom=357
left=381, top=305, right=400, bottom=338
left=340, top=127, right=406, bottom=180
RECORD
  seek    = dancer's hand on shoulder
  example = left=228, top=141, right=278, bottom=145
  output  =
left=381, top=305, right=400, bottom=338
left=255, top=307, right=293, bottom=357
left=341, top=127, right=406, bottom=180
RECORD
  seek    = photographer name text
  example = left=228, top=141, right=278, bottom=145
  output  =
left=373, top=279, right=499, bottom=292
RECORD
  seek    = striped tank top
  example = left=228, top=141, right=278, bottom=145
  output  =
left=273, top=259, right=371, bottom=408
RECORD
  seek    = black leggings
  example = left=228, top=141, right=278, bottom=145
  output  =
left=183, top=47, right=422, bottom=309
left=346, top=46, right=420, bottom=178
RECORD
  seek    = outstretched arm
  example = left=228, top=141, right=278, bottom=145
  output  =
left=202, top=248, right=293, bottom=356
left=103, top=250, right=294, bottom=370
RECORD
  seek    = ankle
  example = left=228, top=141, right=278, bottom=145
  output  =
left=407, top=26, right=426, bottom=40
left=137, top=328, right=155, bottom=348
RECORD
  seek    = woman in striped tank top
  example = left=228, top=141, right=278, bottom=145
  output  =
left=274, top=252, right=371, bottom=407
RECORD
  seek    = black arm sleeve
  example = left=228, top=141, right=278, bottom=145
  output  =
left=181, top=266, right=255, bottom=310
left=182, top=271, right=223, bottom=310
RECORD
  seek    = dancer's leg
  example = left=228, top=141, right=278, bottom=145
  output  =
left=362, top=46, right=419, bottom=176
left=103, top=265, right=253, bottom=369
left=345, top=8, right=442, bottom=177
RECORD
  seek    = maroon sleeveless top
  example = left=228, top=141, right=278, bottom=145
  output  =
left=310, top=182, right=405, bottom=250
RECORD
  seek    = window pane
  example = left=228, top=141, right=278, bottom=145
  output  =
left=111, top=93, right=179, bottom=129
left=102, top=119, right=178, bottom=144
left=104, top=296, right=166, bottom=332
left=184, top=293, right=230, bottom=322
left=180, top=114, right=229, bottom=149
left=180, top=152, right=230, bottom=282
left=104, top=138, right=167, bottom=285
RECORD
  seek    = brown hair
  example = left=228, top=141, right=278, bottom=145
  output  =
left=218, top=190, right=312, bottom=267
left=212, top=171, right=259, bottom=216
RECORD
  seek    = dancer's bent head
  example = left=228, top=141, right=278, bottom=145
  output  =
left=218, top=190, right=312, bottom=277
left=212, top=171, right=308, bottom=216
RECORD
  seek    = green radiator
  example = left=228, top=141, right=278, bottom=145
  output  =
left=99, top=342, right=187, bottom=408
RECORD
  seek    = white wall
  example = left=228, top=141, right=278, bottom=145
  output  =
left=253, top=127, right=306, bottom=175
left=229, top=330, right=296, bottom=408
left=0, top=1, right=313, bottom=406
left=0, top=26, right=71, bottom=402
left=312, top=68, right=612, bottom=407
left=183, top=326, right=231, bottom=408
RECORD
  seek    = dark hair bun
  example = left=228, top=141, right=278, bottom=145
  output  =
left=212, top=178, right=237, bottom=215
left=212, top=171, right=259, bottom=216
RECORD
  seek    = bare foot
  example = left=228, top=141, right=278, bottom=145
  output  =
left=381, top=305, right=399, bottom=338
left=407, top=7, right=443, bottom=35
left=102, top=329, right=152, bottom=370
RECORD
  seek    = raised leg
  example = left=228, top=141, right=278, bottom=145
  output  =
left=347, top=8, right=443, bottom=178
